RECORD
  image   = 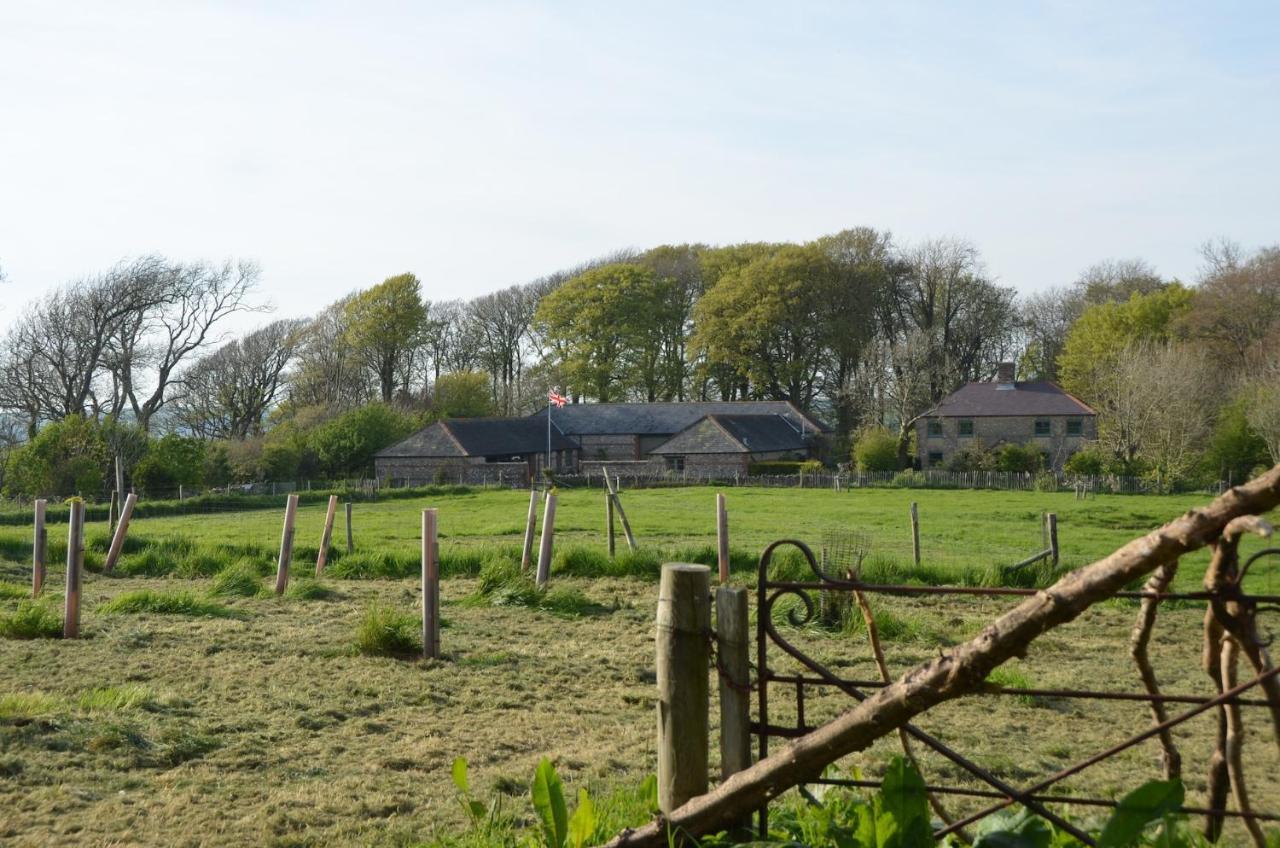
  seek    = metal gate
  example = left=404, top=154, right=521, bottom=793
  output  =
left=753, top=537, right=1280, bottom=844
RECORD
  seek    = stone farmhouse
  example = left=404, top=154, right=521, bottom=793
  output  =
left=374, top=401, right=827, bottom=485
left=916, top=363, right=1097, bottom=471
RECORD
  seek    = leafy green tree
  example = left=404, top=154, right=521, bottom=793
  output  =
left=432, top=371, right=496, bottom=418
left=133, top=434, right=207, bottom=495
left=1204, top=394, right=1270, bottom=484
left=343, top=273, right=428, bottom=402
left=1057, top=285, right=1193, bottom=402
left=851, top=426, right=899, bottom=472
left=3, top=416, right=111, bottom=498
left=309, top=403, right=418, bottom=476
left=535, top=264, right=678, bottom=402
left=203, top=441, right=233, bottom=487
left=691, top=244, right=836, bottom=410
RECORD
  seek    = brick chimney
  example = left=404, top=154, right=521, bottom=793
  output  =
left=995, top=362, right=1016, bottom=389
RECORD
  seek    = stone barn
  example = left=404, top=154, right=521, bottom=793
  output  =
left=648, top=413, right=813, bottom=474
left=374, top=417, right=579, bottom=485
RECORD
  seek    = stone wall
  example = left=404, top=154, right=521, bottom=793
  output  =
left=916, top=414, right=1098, bottom=470
left=374, top=457, right=530, bottom=486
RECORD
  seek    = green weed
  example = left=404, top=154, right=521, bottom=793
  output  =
left=100, top=590, right=240, bottom=618
left=284, top=579, right=339, bottom=601
left=0, top=692, right=61, bottom=720
left=353, top=603, right=421, bottom=658
left=0, top=600, right=63, bottom=639
left=76, top=684, right=156, bottom=712
left=0, top=581, right=29, bottom=600
left=209, top=560, right=266, bottom=597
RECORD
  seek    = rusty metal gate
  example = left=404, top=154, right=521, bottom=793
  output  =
left=753, top=537, right=1280, bottom=844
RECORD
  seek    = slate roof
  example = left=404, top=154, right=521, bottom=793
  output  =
left=650, top=414, right=809, bottom=455
left=528, top=401, right=828, bottom=436
left=928, top=381, right=1097, bottom=418
left=376, top=418, right=576, bottom=458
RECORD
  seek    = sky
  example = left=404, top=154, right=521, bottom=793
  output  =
left=1, top=1, right=1278, bottom=330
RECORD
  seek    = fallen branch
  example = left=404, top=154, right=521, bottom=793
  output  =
left=602, top=464, right=1280, bottom=848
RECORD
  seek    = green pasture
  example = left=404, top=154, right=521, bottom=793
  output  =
left=0, top=485, right=1271, bottom=592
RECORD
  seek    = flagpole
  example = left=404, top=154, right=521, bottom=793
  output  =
left=547, top=399, right=552, bottom=477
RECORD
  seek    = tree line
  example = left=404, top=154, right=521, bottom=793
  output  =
left=0, top=231, right=1276, bottom=496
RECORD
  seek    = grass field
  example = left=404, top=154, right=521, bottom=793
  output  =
left=1, top=485, right=1277, bottom=846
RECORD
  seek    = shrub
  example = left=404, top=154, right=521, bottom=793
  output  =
left=100, top=590, right=238, bottom=618
left=0, top=582, right=29, bottom=600
left=353, top=603, right=421, bottom=657
left=851, top=426, right=898, bottom=472
left=945, top=440, right=994, bottom=472
left=0, top=601, right=63, bottom=639
left=994, top=443, right=1045, bottom=473
left=1064, top=444, right=1107, bottom=476
left=309, top=403, right=419, bottom=477
left=890, top=469, right=925, bottom=488
left=133, top=434, right=206, bottom=496
left=3, top=415, right=111, bottom=499
left=1033, top=472, right=1058, bottom=492
left=748, top=460, right=806, bottom=476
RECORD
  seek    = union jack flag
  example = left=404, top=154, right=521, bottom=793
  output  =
left=547, top=390, right=568, bottom=407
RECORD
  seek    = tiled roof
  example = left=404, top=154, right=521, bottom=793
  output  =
left=376, top=418, right=576, bottom=458
left=929, top=381, right=1097, bottom=418
left=528, top=401, right=828, bottom=435
left=650, top=414, right=808, bottom=455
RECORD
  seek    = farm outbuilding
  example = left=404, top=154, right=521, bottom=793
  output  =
left=374, top=418, right=578, bottom=485
left=648, top=413, right=812, bottom=474
left=527, top=400, right=827, bottom=465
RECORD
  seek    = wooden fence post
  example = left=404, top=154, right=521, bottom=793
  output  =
left=910, top=502, right=921, bottom=569
left=604, top=472, right=638, bottom=552
left=606, top=491, right=616, bottom=558
left=63, top=500, right=85, bottom=639
left=521, top=489, right=539, bottom=571
left=114, top=455, right=125, bottom=514
left=345, top=502, right=354, bottom=553
left=275, top=494, right=299, bottom=595
left=535, top=491, right=557, bottom=588
left=315, top=495, right=339, bottom=575
left=716, top=493, right=729, bottom=583
left=656, top=563, right=710, bottom=814
left=32, top=499, right=47, bottom=598
left=1041, top=510, right=1049, bottom=547
left=109, top=489, right=120, bottom=533
left=1047, top=512, right=1059, bottom=567
left=422, top=508, right=440, bottom=659
left=716, top=586, right=750, bottom=780
left=103, top=492, right=137, bottom=572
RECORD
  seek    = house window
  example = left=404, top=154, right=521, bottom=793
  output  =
left=1066, top=419, right=1083, bottom=436
left=665, top=456, right=685, bottom=472
left=926, top=420, right=943, bottom=438
left=958, top=420, right=974, bottom=437
left=1034, top=419, right=1051, bottom=437
left=927, top=451, right=944, bottom=466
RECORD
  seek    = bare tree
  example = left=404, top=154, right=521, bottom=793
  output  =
left=111, top=259, right=262, bottom=430
left=171, top=319, right=302, bottom=439
left=288, top=294, right=372, bottom=409
left=468, top=285, right=537, bottom=414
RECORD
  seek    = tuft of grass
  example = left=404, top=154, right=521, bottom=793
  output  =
left=285, top=579, right=339, bottom=601
left=0, top=581, right=30, bottom=600
left=0, top=692, right=62, bottom=721
left=0, top=600, right=63, bottom=639
left=353, top=603, right=421, bottom=658
left=327, top=550, right=418, bottom=580
left=468, top=559, right=612, bottom=618
left=210, top=560, right=266, bottom=597
left=76, top=684, right=156, bottom=713
left=100, top=590, right=240, bottom=618
left=985, top=665, right=1045, bottom=706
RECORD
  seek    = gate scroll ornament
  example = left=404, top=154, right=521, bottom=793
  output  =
left=602, top=465, right=1280, bottom=848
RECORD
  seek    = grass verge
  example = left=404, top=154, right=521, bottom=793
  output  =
left=100, top=590, right=241, bottom=618
left=0, top=601, right=63, bottom=639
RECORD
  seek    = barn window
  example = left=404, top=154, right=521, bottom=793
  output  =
left=927, top=451, right=944, bottom=465
left=927, top=420, right=943, bottom=438
left=1034, top=419, right=1051, bottom=437
left=1067, top=419, right=1083, bottom=436
left=666, top=456, right=685, bottom=471
left=958, top=420, right=974, bottom=437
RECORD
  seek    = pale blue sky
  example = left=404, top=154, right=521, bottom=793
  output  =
left=1, top=1, right=1277, bottom=325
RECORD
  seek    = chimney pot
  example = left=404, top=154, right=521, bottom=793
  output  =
left=996, top=362, right=1016, bottom=388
